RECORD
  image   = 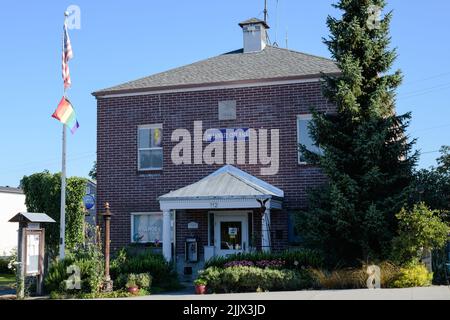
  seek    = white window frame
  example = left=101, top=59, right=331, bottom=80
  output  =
left=138, top=124, right=163, bottom=171
left=130, top=212, right=163, bottom=244
left=297, top=114, right=322, bottom=165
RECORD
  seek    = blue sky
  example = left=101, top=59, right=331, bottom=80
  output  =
left=0, top=0, right=449, bottom=187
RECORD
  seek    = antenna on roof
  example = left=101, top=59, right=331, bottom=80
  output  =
left=285, top=27, right=289, bottom=49
left=272, top=0, right=280, bottom=47
left=264, top=0, right=268, bottom=24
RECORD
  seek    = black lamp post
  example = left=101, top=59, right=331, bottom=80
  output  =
left=257, top=199, right=270, bottom=252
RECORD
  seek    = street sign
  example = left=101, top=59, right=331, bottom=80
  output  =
left=83, top=194, right=95, bottom=210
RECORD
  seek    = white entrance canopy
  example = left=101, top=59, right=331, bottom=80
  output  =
left=158, top=165, right=283, bottom=211
left=158, top=165, right=284, bottom=261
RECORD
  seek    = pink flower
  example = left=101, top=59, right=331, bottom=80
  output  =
left=224, top=260, right=255, bottom=268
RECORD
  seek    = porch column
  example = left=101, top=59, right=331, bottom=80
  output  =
left=261, top=206, right=271, bottom=252
left=162, top=209, right=172, bottom=262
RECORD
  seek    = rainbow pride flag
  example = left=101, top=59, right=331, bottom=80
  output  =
left=52, top=96, right=79, bottom=134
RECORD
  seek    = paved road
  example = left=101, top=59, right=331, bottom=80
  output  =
left=127, top=286, right=450, bottom=300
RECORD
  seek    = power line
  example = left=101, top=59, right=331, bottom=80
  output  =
left=0, top=151, right=96, bottom=174
left=2, top=150, right=95, bottom=170
left=402, top=71, right=450, bottom=86
left=398, top=82, right=450, bottom=100
left=411, top=123, right=450, bottom=134
left=420, top=150, right=440, bottom=155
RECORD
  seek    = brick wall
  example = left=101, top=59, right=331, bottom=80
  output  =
left=96, top=81, right=334, bottom=252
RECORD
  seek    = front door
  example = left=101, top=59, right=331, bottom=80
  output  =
left=214, top=213, right=248, bottom=257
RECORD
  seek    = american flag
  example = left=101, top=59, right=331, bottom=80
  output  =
left=62, top=21, right=73, bottom=89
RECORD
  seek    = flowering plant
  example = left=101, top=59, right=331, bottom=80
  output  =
left=223, top=259, right=286, bottom=269
left=224, top=260, right=255, bottom=268
left=255, top=259, right=286, bottom=269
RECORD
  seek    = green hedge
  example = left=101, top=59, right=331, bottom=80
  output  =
left=198, top=266, right=316, bottom=293
left=204, top=249, right=324, bottom=270
left=110, top=248, right=180, bottom=291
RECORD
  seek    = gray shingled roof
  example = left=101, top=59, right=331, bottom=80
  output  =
left=93, top=46, right=339, bottom=96
left=159, top=165, right=284, bottom=201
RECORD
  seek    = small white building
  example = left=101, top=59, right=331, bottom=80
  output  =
left=0, top=187, right=26, bottom=256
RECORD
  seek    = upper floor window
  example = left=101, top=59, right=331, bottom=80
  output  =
left=138, top=124, right=163, bottom=171
left=297, top=115, right=322, bottom=164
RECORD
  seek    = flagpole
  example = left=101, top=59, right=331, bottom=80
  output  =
left=59, top=122, right=67, bottom=260
left=59, top=12, right=69, bottom=261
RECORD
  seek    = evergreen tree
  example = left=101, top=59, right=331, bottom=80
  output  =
left=296, top=0, right=418, bottom=265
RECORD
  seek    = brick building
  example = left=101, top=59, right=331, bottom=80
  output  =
left=93, top=18, right=339, bottom=277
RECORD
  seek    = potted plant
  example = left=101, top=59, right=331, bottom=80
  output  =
left=194, top=278, right=207, bottom=295
left=126, top=274, right=139, bottom=295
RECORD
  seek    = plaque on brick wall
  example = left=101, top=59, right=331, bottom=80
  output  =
left=218, top=100, right=237, bottom=120
left=188, top=222, right=199, bottom=230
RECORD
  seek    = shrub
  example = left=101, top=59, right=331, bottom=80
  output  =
left=45, top=243, right=104, bottom=294
left=110, top=248, right=179, bottom=291
left=205, top=249, right=324, bottom=270
left=0, top=248, right=17, bottom=275
left=0, top=258, right=12, bottom=275
left=311, top=269, right=364, bottom=290
left=194, top=278, right=207, bottom=286
left=7, top=248, right=18, bottom=274
left=391, top=262, right=433, bottom=288
left=391, top=203, right=449, bottom=264
left=377, top=262, right=401, bottom=288
left=136, top=273, right=152, bottom=289
left=125, top=274, right=137, bottom=289
left=50, top=289, right=151, bottom=299
left=198, top=266, right=316, bottom=293
left=311, top=262, right=401, bottom=289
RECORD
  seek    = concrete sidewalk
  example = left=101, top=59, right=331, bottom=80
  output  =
left=127, top=286, right=450, bottom=300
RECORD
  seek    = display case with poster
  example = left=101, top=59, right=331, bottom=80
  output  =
left=24, top=229, right=45, bottom=276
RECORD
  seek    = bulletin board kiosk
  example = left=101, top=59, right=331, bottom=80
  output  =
left=9, top=212, right=55, bottom=298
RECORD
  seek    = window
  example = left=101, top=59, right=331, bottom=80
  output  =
left=131, top=212, right=173, bottom=244
left=138, top=124, right=163, bottom=170
left=297, top=115, right=322, bottom=164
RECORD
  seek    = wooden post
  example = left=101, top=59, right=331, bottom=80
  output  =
left=16, top=222, right=25, bottom=300
left=36, top=229, right=45, bottom=296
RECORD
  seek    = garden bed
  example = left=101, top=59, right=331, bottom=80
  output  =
left=196, top=250, right=434, bottom=293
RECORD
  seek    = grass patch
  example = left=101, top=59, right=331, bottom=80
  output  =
left=0, top=274, right=15, bottom=290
